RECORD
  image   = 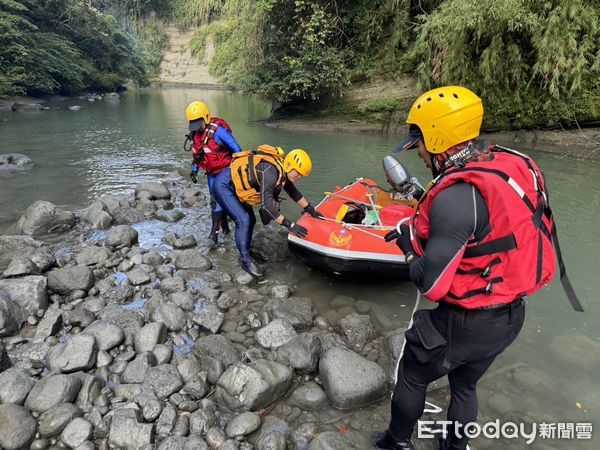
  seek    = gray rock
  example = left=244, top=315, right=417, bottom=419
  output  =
left=0, top=341, right=11, bottom=371
left=319, top=346, right=387, bottom=409
left=99, top=284, right=135, bottom=304
left=26, top=374, right=82, bottom=412
left=134, top=322, right=167, bottom=353
left=157, top=436, right=208, bottom=450
left=234, top=270, right=254, bottom=285
left=157, top=303, right=186, bottom=331
left=75, top=374, right=102, bottom=412
left=84, top=320, right=124, bottom=350
left=193, top=334, right=241, bottom=367
left=384, top=332, right=405, bottom=362
left=6, top=340, right=50, bottom=364
left=156, top=208, right=185, bottom=222
left=106, top=225, right=138, bottom=248
left=32, top=309, right=62, bottom=342
left=69, top=105, right=82, bottom=111
left=30, top=247, right=56, bottom=272
left=250, top=227, right=290, bottom=262
left=111, top=206, right=146, bottom=225
left=104, top=92, right=121, bottom=101
left=127, top=267, right=151, bottom=286
left=257, top=430, right=288, bottom=450
left=0, top=275, right=48, bottom=315
left=0, top=290, right=25, bottom=336
left=81, top=200, right=113, bottom=229
left=3, top=256, right=40, bottom=277
left=136, top=391, right=162, bottom=422
left=0, top=235, right=44, bottom=267
left=180, top=187, right=206, bottom=207
left=143, top=364, right=183, bottom=399
left=47, top=332, right=97, bottom=373
left=109, top=409, right=154, bottom=449
left=0, top=403, right=37, bottom=449
left=339, top=313, right=374, bottom=351
left=276, top=334, right=321, bottom=373
left=308, top=430, right=365, bottom=450
left=226, top=411, right=261, bottom=438
left=156, top=403, right=177, bottom=437
left=288, top=382, right=328, bottom=411
left=160, top=276, right=186, bottom=293
left=0, top=153, right=33, bottom=171
left=193, top=300, right=224, bottom=333
left=61, top=418, right=92, bottom=448
left=198, top=355, right=224, bottom=385
left=47, top=266, right=94, bottom=295
left=173, top=234, right=197, bottom=249
left=265, top=297, right=315, bottom=331
left=215, top=360, right=292, bottom=411
left=63, top=307, right=95, bottom=328
left=0, top=367, right=36, bottom=404
left=220, top=439, right=240, bottom=450
left=135, top=182, right=171, bottom=200
left=38, top=403, right=82, bottom=438
left=189, top=400, right=217, bottom=435
left=270, top=284, right=291, bottom=299
left=174, top=249, right=212, bottom=271
left=12, top=102, right=44, bottom=111
left=75, top=246, right=110, bottom=266
left=170, top=292, right=194, bottom=311
left=255, top=319, right=297, bottom=349
left=331, top=295, right=356, bottom=308
left=206, top=427, right=226, bottom=449
left=12, top=200, right=75, bottom=236
left=142, top=251, right=164, bottom=266
left=122, top=352, right=157, bottom=384
left=184, top=372, right=209, bottom=400
left=153, top=343, right=173, bottom=365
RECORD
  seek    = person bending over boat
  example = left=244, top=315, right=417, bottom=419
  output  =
left=185, top=101, right=241, bottom=245
left=212, top=145, right=323, bottom=278
left=375, top=86, right=582, bottom=450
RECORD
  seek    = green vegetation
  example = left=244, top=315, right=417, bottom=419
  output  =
left=191, top=0, right=600, bottom=129
left=0, top=0, right=166, bottom=96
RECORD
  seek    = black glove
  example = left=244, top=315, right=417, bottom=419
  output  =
left=385, top=224, right=414, bottom=253
left=189, top=171, right=198, bottom=184
left=282, top=218, right=308, bottom=238
left=304, top=203, right=324, bottom=219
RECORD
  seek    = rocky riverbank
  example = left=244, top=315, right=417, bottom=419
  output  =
left=0, top=172, right=591, bottom=450
left=0, top=173, right=409, bottom=450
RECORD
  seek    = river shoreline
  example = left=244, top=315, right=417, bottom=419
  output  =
left=262, top=116, right=600, bottom=160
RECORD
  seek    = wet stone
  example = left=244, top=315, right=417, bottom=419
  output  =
left=339, top=313, right=374, bottom=351
left=255, top=318, right=297, bottom=350
left=265, top=297, right=315, bottom=331
left=0, top=367, right=36, bottom=404
left=276, top=334, right=321, bottom=373
left=226, top=411, right=261, bottom=438
left=0, top=403, right=38, bottom=450
left=84, top=321, right=124, bottom=351
left=60, top=418, right=92, bottom=448
left=3, top=256, right=40, bottom=277
left=193, top=334, right=241, bottom=367
left=134, top=322, right=167, bottom=353
left=38, top=403, right=82, bottom=438
left=143, top=364, right=183, bottom=399
left=288, top=381, right=329, bottom=411
left=156, top=208, right=185, bottom=222
left=160, top=277, right=186, bottom=294
left=194, top=301, right=224, bottom=334
left=205, top=426, right=226, bottom=448
left=173, top=234, right=197, bottom=249
left=26, top=374, right=82, bottom=412
left=127, top=267, right=151, bottom=286
left=47, top=265, right=94, bottom=295
left=47, top=332, right=97, bottom=373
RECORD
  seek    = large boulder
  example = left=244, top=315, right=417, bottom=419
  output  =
left=0, top=153, right=33, bottom=171
left=106, top=225, right=138, bottom=248
left=174, top=249, right=213, bottom=271
left=276, top=334, right=321, bottom=373
left=47, top=333, right=98, bottom=373
left=0, top=235, right=43, bottom=268
left=319, top=346, right=387, bottom=409
left=47, top=265, right=94, bottom=295
left=0, top=368, right=36, bottom=404
left=3, top=256, right=40, bottom=277
left=26, top=374, right=82, bottom=412
left=265, top=297, right=315, bottom=330
left=250, top=226, right=290, bottom=262
left=255, top=319, right=297, bottom=350
left=214, top=360, right=292, bottom=411
left=12, top=200, right=75, bottom=236
left=0, top=290, right=25, bottom=336
left=0, top=275, right=48, bottom=315
left=135, top=182, right=171, bottom=200
left=0, top=403, right=38, bottom=449
left=11, top=101, right=44, bottom=112
left=193, top=334, right=241, bottom=368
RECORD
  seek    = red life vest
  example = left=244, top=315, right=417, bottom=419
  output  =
left=192, top=117, right=234, bottom=174
left=411, top=146, right=582, bottom=311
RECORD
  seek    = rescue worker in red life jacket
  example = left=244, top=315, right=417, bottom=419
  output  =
left=185, top=101, right=242, bottom=245
left=374, top=86, right=582, bottom=450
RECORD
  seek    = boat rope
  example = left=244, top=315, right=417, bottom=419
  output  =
left=318, top=217, right=393, bottom=240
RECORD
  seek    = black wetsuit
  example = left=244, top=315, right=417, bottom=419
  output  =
left=388, top=183, right=526, bottom=450
left=255, top=161, right=303, bottom=222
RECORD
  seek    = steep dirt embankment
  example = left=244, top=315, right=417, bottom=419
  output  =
left=157, top=26, right=222, bottom=87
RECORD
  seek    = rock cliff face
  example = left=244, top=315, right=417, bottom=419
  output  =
left=158, top=26, right=221, bottom=87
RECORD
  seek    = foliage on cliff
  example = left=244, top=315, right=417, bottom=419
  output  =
left=0, top=0, right=164, bottom=96
left=193, top=0, right=600, bottom=129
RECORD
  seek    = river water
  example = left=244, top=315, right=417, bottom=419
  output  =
left=1, top=88, right=598, bottom=448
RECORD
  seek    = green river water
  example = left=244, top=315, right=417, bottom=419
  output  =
left=1, top=88, right=599, bottom=448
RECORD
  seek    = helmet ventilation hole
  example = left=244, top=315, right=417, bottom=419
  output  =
left=453, top=93, right=459, bottom=99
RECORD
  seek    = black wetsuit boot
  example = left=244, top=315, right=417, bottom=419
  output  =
left=221, top=212, right=231, bottom=235
left=208, top=211, right=222, bottom=244
left=372, top=431, right=415, bottom=450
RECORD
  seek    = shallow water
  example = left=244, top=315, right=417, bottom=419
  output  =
left=1, top=88, right=599, bottom=447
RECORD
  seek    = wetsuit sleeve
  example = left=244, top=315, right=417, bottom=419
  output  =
left=410, top=183, right=489, bottom=301
left=283, top=180, right=303, bottom=202
left=214, top=127, right=242, bottom=153
left=256, top=162, right=281, bottom=221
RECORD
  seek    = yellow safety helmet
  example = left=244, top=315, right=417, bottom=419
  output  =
left=283, top=149, right=312, bottom=176
left=402, top=86, right=483, bottom=154
left=185, top=101, right=210, bottom=131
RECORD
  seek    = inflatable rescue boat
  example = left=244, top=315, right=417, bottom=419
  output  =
left=288, top=156, right=423, bottom=278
